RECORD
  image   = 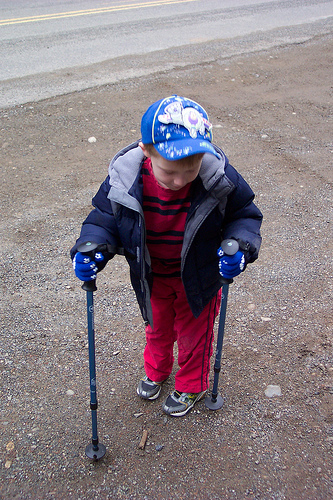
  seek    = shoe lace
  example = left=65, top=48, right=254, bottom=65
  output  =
left=178, top=392, right=197, bottom=403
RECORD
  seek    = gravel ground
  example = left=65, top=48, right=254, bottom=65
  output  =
left=0, top=34, right=332, bottom=499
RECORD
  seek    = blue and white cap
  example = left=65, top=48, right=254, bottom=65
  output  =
left=141, top=95, right=220, bottom=160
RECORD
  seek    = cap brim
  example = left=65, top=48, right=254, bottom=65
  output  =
left=154, top=139, right=220, bottom=160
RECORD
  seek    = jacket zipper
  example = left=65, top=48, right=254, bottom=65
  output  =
left=181, top=180, right=221, bottom=276
left=138, top=210, right=150, bottom=323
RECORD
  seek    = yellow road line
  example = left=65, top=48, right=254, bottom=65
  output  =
left=0, top=0, right=197, bottom=26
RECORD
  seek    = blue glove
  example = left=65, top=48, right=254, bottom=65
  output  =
left=72, top=252, right=105, bottom=282
left=218, top=247, right=245, bottom=279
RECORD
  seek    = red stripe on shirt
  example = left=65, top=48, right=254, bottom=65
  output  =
left=142, top=158, right=191, bottom=276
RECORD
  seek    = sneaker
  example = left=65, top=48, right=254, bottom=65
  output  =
left=137, top=375, right=163, bottom=400
left=162, top=390, right=206, bottom=417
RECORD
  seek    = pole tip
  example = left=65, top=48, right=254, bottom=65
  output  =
left=85, top=443, right=106, bottom=460
left=205, top=393, right=224, bottom=410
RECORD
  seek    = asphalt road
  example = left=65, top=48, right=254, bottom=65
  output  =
left=1, top=0, right=333, bottom=108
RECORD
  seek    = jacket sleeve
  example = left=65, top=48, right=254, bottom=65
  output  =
left=70, top=176, right=121, bottom=259
left=222, top=164, right=263, bottom=263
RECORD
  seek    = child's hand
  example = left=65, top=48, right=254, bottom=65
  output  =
left=72, top=252, right=105, bottom=282
left=218, top=248, right=245, bottom=279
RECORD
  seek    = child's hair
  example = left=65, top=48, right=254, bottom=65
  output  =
left=143, top=143, right=204, bottom=167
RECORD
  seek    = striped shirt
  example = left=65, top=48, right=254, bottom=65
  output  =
left=142, top=158, right=191, bottom=277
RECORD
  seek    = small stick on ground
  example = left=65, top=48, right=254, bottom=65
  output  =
left=139, top=430, right=148, bottom=450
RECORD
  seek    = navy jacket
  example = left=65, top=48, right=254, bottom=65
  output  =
left=71, top=141, right=262, bottom=326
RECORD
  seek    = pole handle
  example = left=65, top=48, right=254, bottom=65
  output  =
left=77, top=241, right=99, bottom=292
left=82, top=280, right=97, bottom=292
left=221, top=238, right=239, bottom=256
left=219, top=239, right=239, bottom=284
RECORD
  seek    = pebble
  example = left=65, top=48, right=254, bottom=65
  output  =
left=88, top=136, right=96, bottom=143
left=265, top=385, right=282, bottom=397
left=6, top=441, right=15, bottom=452
left=66, top=390, right=74, bottom=396
left=155, top=445, right=164, bottom=452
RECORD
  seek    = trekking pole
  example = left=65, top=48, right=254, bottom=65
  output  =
left=77, top=241, right=106, bottom=460
left=205, top=239, right=239, bottom=411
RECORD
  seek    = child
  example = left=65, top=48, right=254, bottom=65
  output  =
left=71, top=95, right=262, bottom=417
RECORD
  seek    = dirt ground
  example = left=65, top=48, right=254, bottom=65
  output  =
left=0, top=33, right=332, bottom=500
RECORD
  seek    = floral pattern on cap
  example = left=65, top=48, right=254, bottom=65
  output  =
left=158, top=102, right=212, bottom=139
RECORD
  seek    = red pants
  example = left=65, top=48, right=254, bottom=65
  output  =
left=144, top=276, right=221, bottom=393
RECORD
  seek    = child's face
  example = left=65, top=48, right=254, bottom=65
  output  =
left=140, top=143, right=203, bottom=191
